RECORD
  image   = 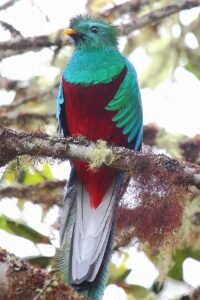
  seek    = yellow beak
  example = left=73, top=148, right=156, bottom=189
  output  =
left=63, top=28, right=78, bottom=36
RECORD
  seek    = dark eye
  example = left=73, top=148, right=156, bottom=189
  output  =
left=91, top=26, right=99, bottom=33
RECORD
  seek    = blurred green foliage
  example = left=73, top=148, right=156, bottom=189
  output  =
left=0, top=215, right=50, bottom=244
left=168, top=247, right=200, bottom=281
left=1, top=161, right=53, bottom=185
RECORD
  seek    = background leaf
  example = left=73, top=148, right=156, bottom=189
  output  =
left=0, top=215, right=50, bottom=244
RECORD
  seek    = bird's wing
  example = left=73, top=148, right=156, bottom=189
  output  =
left=56, top=80, right=69, bottom=136
left=105, top=59, right=143, bottom=150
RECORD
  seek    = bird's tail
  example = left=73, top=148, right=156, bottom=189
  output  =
left=59, top=166, right=121, bottom=300
left=75, top=220, right=115, bottom=300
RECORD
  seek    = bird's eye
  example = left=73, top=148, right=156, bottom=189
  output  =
left=91, top=26, right=99, bottom=33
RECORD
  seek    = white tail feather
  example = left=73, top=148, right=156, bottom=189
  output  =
left=71, top=178, right=117, bottom=284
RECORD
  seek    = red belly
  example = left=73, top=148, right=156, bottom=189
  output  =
left=63, top=67, right=128, bottom=208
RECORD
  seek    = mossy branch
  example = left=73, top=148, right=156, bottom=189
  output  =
left=0, top=125, right=200, bottom=190
left=0, top=248, right=83, bottom=300
left=1, top=115, right=199, bottom=164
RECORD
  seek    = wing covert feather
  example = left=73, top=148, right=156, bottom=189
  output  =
left=56, top=80, right=69, bottom=136
left=106, top=59, right=143, bottom=149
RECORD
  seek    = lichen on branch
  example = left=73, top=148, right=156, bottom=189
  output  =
left=87, top=140, right=115, bottom=169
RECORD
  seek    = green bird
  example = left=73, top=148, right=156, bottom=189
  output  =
left=56, top=15, right=143, bottom=300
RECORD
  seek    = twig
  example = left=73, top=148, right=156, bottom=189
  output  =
left=0, top=0, right=20, bottom=11
left=0, top=126, right=199, bottom=190
left=0, top=20, right=22, bottom=37
left=0, top=180, right=66, bottom=206
left=0, top=34, right=71, bottom=52
left=99, top=0, right=149, bottom=18
left=121, top=0, right=200, bottom=35
left=0, top=86, right=58, bottom=113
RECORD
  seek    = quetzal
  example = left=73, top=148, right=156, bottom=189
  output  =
left=56, top=15, right=143, bottom=300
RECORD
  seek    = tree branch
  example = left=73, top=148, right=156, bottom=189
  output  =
left=0, top=86, right=58, bottom=114
left=0, top=34, right=71, bottom=52
left=0, top=248, right=83, bottom=300
left=0, top=113, right=56, bottom=126
left=122, top=0, right=200, bottom=35
left=0, top=0, right=20, bottom=11
left=1, top=116, right=198, bottom=165
left=0, top=126, right=200, bottom=190
left=0, top=20, right=22, bottom=37
left=0, top=0, right=199, bottom=53
left=99, top=0, right=149, bottom=18
left=0, top=180, right=66, bottom=207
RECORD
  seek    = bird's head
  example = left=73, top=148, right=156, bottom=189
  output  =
left=64, top=15, right=119, bottom=50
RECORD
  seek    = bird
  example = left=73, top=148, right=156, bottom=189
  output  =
left=56, top=15, right=143, bottom=300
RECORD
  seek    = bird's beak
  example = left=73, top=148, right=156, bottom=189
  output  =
left=63, top=28, right=79, bottom=36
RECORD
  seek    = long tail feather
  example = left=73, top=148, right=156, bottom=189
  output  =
left=72, top=177, right=117, bottom=283
left=58, top=167, right=77, bottom=281
left=76, top=218, right=116, bottom=300
left=59, top=167, right=122, bottom=300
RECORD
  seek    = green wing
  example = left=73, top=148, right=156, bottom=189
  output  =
left=105, top=59, right=143, bottom=149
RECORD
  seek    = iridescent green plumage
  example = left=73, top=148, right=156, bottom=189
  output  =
left=69, top=15, right=119, bottom=49
left=105, top=59, right=142, bottom=144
